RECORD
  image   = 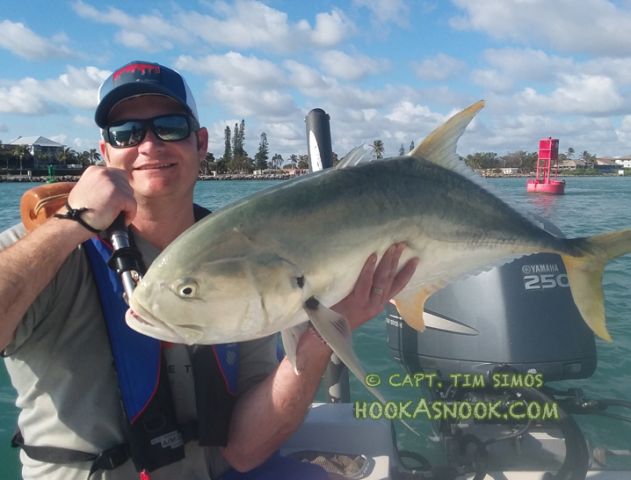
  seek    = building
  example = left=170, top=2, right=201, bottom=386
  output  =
left=6, top=136, right=65, bottom=168
left=557, top=159, right=585, bottom=171
left=613, top=156, right=631, bottom=168
left=594, top=157, right=618, bottom=173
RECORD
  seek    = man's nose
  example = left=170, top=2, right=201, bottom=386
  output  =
left=137, top=127, right=164, bottom=151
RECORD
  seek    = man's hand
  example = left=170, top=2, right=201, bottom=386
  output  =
left=332, top=242, right=418, bottom=330
left=64, top=166, right=136, bottom=233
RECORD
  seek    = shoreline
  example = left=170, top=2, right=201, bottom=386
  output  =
left=0, top=173, right=297, bottom=183
left=0, top=172, right=625, bottom=183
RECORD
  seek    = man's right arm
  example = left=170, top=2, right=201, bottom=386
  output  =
left=0, top=219, right=94, bottom=350
left=0, top=166, right=135, bottom=351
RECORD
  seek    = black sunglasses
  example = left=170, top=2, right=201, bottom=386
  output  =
left=103, top=114, right=200, bottom=148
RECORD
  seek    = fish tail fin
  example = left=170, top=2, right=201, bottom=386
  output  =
left=562, top=229, right=631, bottom=342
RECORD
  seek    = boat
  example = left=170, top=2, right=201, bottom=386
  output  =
left=526, top=138, right=565, bottom=194
left=281, top=227, right=631, bottom=479
left=281, top=240, right=631, bottom=479
left=281, top=242, right=631, bottom=479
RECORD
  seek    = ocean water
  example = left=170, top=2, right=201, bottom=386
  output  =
left=1, top=176, right=631, bottom=477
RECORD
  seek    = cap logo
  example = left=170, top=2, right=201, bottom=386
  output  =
left=113, top=63, right=161, bottom=82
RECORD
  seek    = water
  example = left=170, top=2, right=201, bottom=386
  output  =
left=1, top=177, right=631, bottom=477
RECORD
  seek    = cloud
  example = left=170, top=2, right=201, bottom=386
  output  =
left=310, top=10, right=352, bottom=47
left=471, top=48, right=574, bottom=92
left=71, top=136, right=101, bottom=150
left=283, top=60, right=395, bottom=111
left=212, top=80, right=298, bottom=118
left=475, top=112, right=619, bottom=156
left=317, top=50, right=388, bottom=80
left=450, top=0, right=631, bottom=57
left=615, top=115, right=631, bottom=146
left=260, top=121, right=305, bottom=150
left=73, top=115, right=95, bottom=127
left=0, top=20, right=74, bottom=60
left=177, top=1, right=352, bottom=52
left=175, top=52, right=293, bottom=122
left=385, top=101, right=439, bottom=124
left=0, top=78, right=52, bottom=114
left=414, top=53, right=466, bottom=81
left=0, top=66, right=109, bottom=115
left=284, top=60, right=331, bottom=90
left=515, top=74, right=624, bottom=115
left=74, top=0, right=353, bottom=54
left=581, top=56, right=631, bottom=85
left=175, top=53, right=285, bottom=87
left=72, top=0, right=188, bottom=51
left=351, top=0, right=411, bottom=27
left=471, top=69, right=514, bottom=93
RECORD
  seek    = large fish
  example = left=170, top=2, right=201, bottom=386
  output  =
left=126, top=101, right=631, bottom=401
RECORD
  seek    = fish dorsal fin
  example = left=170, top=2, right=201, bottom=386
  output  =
left=409, top=100, right=484, bottom=179
left=335, top=145, right=374, bottom=169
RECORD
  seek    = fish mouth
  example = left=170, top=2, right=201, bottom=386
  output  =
left=125, top=305, right=191, bottom=344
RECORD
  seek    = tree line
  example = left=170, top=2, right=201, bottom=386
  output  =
left=462, top=147, right=597, bottom=172
left=199, top=119, right=317, bottom=175
left=1, top=126, right=601, bottom=177
left=0, top=142, right=101, bottom=174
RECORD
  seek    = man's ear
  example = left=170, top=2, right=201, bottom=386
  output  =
left=196, top=127, right=209, bottom=159
left=99, top=139, right=110, bottom=165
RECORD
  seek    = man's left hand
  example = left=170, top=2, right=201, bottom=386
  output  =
left=332, top=243, right=418, bottom=330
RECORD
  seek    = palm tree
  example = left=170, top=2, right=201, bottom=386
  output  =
left=12, top=145, right=30, bottom=177
left=371, top=140, right=384, bottom=159
left=58, top=147, right=78, bottom=165
left=77, top=151, right=91, bottom=168
left=88, top=148, right=101, bottom=165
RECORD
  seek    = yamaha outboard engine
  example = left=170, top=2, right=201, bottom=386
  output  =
left=386, top=219, right=596, bottom=478
left=386, top=250, right=596, bottom=381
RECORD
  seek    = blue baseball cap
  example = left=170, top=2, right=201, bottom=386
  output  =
left=95, top=60, right=199, bottom=127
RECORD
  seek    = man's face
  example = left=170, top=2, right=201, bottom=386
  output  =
left=100, top=94, right=208, bottom=202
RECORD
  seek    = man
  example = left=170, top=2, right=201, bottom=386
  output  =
left=0, top=61, right=417, bottom=479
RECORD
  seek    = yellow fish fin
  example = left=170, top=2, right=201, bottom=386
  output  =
left=563, top=229, right=631, bottom=342
left=393, top=283, right=446, bottom=332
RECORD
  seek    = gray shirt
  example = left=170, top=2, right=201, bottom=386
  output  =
left=1, top=223, right=279, bottom=479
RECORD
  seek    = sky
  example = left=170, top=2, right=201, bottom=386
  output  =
left=3, top=0, right=631, bottom=161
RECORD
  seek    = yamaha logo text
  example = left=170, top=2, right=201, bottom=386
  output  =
left=521, top=263, right=569, bottom=291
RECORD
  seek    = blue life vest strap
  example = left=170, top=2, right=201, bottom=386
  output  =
left=12, top=205, right=240, bottom=475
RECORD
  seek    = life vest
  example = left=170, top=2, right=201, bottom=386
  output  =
left=13, top=205, right=240, bottom=478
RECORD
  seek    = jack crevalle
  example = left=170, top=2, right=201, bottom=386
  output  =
left=126, top=101, right=631, bottom=404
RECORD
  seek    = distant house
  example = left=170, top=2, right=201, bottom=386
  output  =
left=6, top=136, right=65, bottom=168
left=594, top=157, right=618, bottom=172
left=558, top=159, right=585, bottom=170
left=613, top=156, right=631, bottom=168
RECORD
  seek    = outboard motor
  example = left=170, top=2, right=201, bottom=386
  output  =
left=386, top=250, right=596, bottom=382
left=386, top=219, right=597, bottom=479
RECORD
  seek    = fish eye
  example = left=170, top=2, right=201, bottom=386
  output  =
left=175, top=279, right=198, bottom=298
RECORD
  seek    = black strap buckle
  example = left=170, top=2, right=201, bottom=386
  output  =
left=90, top=443, right=131, bottom=474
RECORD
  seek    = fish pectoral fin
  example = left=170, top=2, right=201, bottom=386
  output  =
left=393, top=283, right=445, bottom=332
left=281, top=323, right=309, bottom=374
left=303, top=297, right=384, bottom=404
left=304, top=297, right=420, bottom=437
